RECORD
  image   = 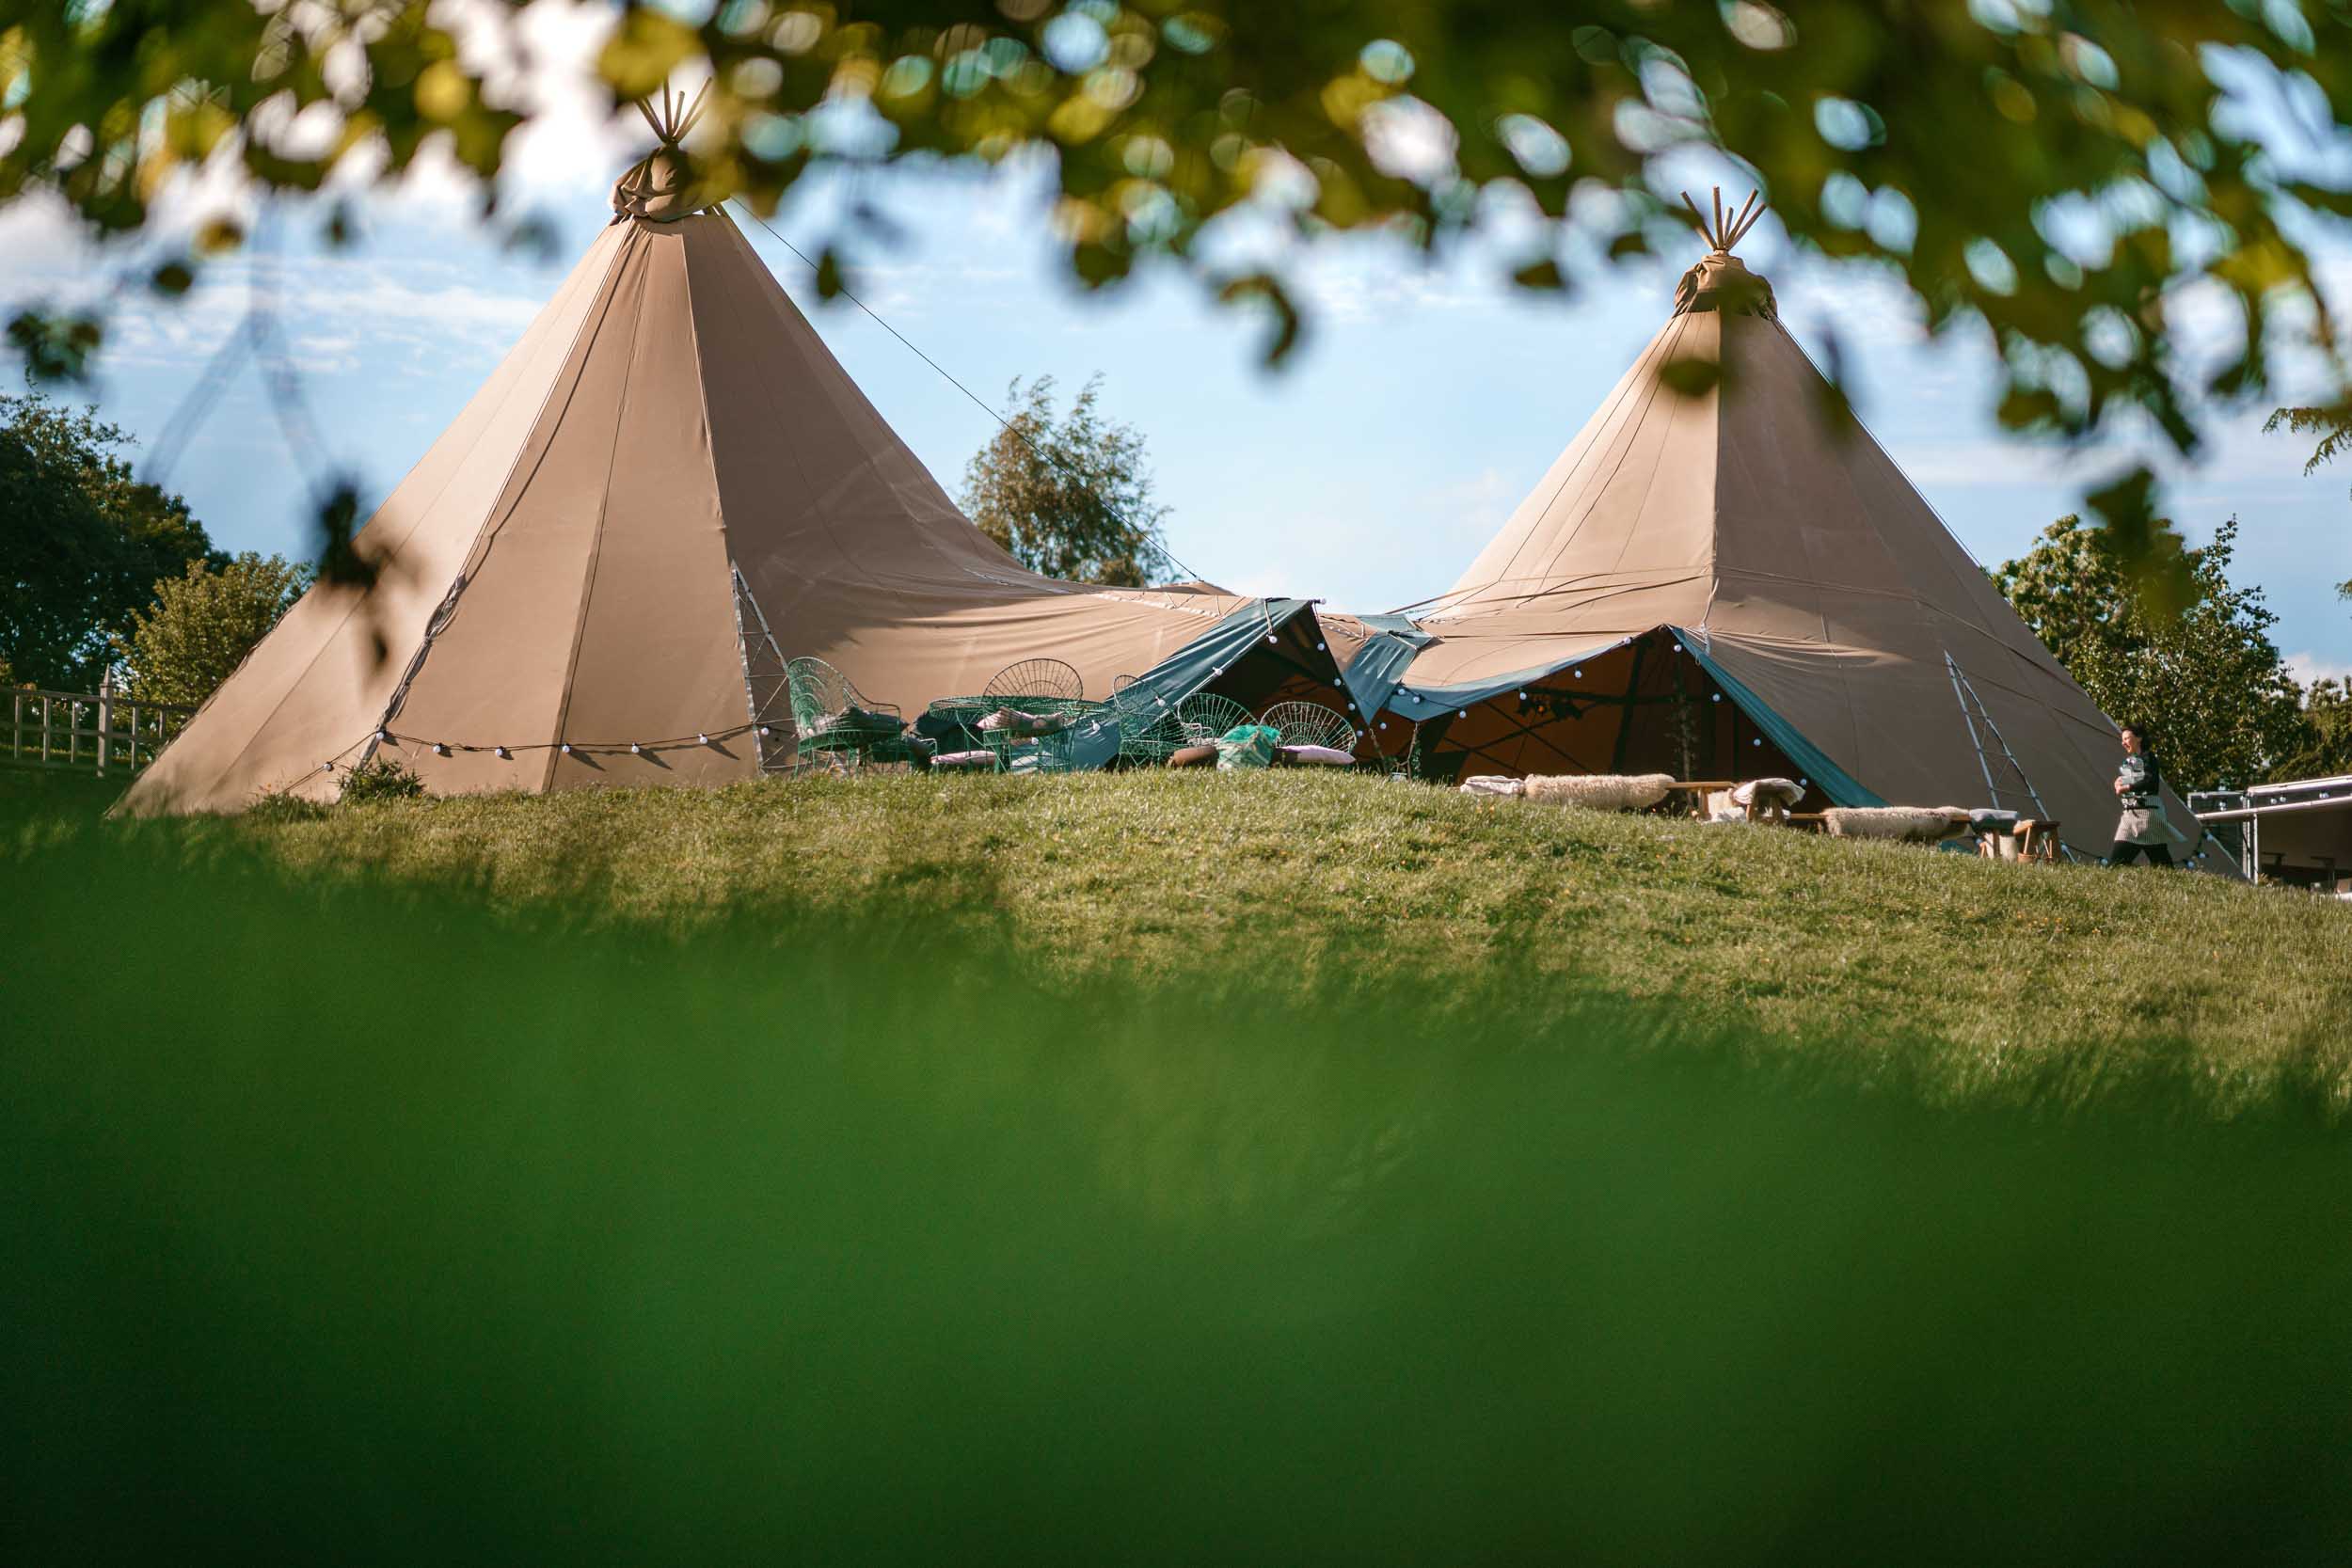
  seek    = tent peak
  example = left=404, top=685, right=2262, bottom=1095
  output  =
left=613, top=82, right=719, bottom=222
left=1672, top=188, right=1775, bottom=320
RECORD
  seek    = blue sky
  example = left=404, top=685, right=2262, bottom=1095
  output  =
left=6, top=5, right=2349, bottom=684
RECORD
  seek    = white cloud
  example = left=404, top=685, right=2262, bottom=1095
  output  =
left=2287, top=651, right=2352, bottom=688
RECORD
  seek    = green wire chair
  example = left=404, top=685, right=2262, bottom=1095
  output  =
left=982, top=657, right=1085, bottom=705
left=785, top=657, right=931, bottom=772
left=1105, top=679, right=1184, bottom=767
left=1261, top=701, right=1359, bottom=755
left=1174, top=691, right=1252, bottom=748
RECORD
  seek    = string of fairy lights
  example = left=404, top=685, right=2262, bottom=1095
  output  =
left=308, top=721, right=783, bottom=778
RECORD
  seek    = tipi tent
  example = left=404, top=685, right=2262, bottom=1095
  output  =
left=123, top=97, right=1336, bottom=815
left=1347, top=193, right=2209, bottom=863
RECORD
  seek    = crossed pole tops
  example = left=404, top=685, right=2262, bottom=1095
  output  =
left=1681, top=186, right=1766, bottom=256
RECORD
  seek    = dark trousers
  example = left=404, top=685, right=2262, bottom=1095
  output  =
left=2107, top=841, right=2174, bottom=867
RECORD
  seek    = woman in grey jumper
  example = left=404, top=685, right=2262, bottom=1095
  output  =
left=2106, top=721, right=2174, bottom=867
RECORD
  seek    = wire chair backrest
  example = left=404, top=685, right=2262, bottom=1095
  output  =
left=1175, top=690, right=1251, bottom=744
left=785, top=657, right=855, bottom=732
left=982, top=657, right=1084, bottom=704
left=1262, top=701, right=1358, bottom=753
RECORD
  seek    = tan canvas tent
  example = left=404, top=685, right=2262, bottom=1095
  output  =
left=123, top=106, right=1338, bottom=815
left=1345, top=195, right=2215, bottom=865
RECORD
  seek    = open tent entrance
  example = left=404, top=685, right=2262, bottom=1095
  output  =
left=1397, top=628, right=1843, bottom=807
left=1215, top=608, right=1363, bottom=722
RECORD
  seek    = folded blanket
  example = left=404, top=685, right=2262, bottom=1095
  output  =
left=930, top=749, right=995, bottom=771
left=1523, top=772, right=1677, bottom=812
left=1823, top=806, right=1972, bottom=843
left=978, top=706, right=1071, bottom=738
left=1459, top=776, right=1527, bottom=799
left=1215, top=723, right=1282, bottom=771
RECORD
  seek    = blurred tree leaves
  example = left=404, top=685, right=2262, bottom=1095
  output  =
left=10, top=1, right=2352, bottom=584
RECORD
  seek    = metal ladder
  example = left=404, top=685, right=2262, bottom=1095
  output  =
left=1946, top=653, right=2072, bottom=861
left=730, top=563, right=795, bottom=773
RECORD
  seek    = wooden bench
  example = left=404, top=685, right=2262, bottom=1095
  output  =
left=1979, top=819, right=2061, bottom=864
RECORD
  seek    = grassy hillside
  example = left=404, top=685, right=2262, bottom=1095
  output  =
left=10, top=785, right=2352, bottom=1560
left=104, top=770, right=2342, bottom=1114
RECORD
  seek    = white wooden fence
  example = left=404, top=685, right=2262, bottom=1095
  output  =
left=3, top=687, right=194, bottom=773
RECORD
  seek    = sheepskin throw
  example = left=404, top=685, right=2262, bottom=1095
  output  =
left=1522, top=772, right=1678, bottom=812
left=1733, top=777, right=1804, bottom=809
left=1278, top=744, right=1357, bottom=766
left=1459, top=776, right=1526, bottom=798
left=1822, top=806, right=1973, bottom=843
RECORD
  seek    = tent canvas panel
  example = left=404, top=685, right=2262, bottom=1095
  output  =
left=120, top=226, right=634, bottom=810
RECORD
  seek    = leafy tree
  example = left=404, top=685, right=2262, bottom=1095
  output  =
left=110, top=552, right=310, bottom=706
left=1995, top=516, right=2306, bottom=793
left=2270, top=679, right=2352, bottom=784
left=0, top=394, right=214, bottom=690
left=961, top=374, right=1172, bottom=587
left=9, top=2, right=2352, bottom=550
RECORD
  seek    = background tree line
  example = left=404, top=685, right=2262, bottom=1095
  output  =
left=2, top=393, right=303, bottom=705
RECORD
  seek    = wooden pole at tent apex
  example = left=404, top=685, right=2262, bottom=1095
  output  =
left=1678, top=185, right=1765, bottom=254
left=633, top=80, right=712, bottom=147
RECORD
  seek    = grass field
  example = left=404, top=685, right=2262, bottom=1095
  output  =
left=70, top=768, right=2352, bottom=1117
left=9, top=768, right=2352, bottom=1559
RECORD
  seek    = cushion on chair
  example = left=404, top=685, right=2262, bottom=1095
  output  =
left=979, top=707, right=1070, bottom=738
left=1276, top=744, right=1356, bottom=766
left=806, top=705, right=904, bottom=739
left=930, top=750, right=995, bottom=771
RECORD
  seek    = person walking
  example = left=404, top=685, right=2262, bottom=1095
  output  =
left=2106, top=721, right=2174, bottom=867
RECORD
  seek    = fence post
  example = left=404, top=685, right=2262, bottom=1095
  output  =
left=95, top=670, right=114, bottom=774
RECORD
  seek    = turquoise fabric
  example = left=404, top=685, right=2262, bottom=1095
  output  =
left=1336, top=613, right=1437, bottom=720
left=1213, top=724, right=1281, bottom=771
left=1379, top=638, right=1635, bottom=722
left=1102, top=598, right=1313, bottom=737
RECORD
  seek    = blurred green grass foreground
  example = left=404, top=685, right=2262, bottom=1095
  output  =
left=8, top=770, right=2352, bottom=1561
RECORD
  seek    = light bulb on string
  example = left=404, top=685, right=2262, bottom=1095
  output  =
left=495, top=746, right=512, bottom=761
